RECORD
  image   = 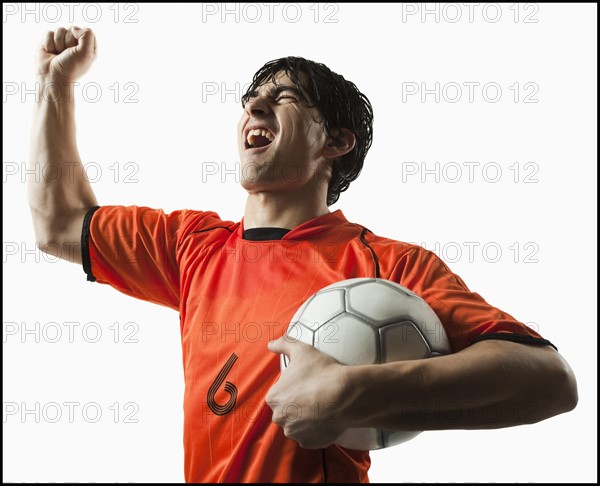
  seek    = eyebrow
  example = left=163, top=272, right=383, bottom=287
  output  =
left=246, top=85, right=307, bottom=101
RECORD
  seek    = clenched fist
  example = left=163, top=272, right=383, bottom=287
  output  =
left=36, top=26, right=96, bottom=80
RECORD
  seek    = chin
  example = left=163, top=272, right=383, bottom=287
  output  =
left=239, top=169, right=273, bottom=191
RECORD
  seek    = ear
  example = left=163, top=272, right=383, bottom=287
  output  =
left=322, top=128, right=356, bottom=160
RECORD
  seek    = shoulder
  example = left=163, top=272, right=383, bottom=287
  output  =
left=91, top=205, right=238, bottom=243
left=175, top=208, right=237, bottom=235
left=356, top=224, right=426, bottom=260
left=172, top=209, right=239, bottom=252
left=351, top=223, right=454, bottom=280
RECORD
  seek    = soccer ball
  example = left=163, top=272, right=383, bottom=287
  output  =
left=280, top=278, right=451, bottom=450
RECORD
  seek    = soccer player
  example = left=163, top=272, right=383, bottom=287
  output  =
left=28, top=27, right=578, bottom=483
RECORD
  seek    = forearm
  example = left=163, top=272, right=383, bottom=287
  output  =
left=28, top=76, right=97, bottom=244
left=343, top=339, right=578, bottom=431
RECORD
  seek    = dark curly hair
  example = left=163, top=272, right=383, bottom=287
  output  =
left=241, top=57, right=374, bottom=206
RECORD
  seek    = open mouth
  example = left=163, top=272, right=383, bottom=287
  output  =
left=245, top=128, right=275, bottom=150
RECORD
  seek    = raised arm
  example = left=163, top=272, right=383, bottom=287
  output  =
left=28, top=26, right=98, bottom=265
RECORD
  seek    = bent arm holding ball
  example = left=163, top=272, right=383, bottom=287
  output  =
left=28, top=26, right=98, bottom=264
left=267, top=337, right=578, bottom=449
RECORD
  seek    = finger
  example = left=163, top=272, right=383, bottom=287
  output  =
left=264, top=387, right=282, bottom=415
left=64, top=26, right=78, bottom=49
left=42, top=31, right=57, bottom=54
left=267, top=335, right=300, bottom=356
left=54, top=26, right=67, bottom=53
left=266, top=399, right=287, bottom=427
left=71, top=27, right=95, bottom=57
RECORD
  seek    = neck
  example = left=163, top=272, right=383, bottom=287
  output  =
left=243, top=188, right=330, bottom=230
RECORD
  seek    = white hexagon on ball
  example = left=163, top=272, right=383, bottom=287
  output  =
left=298, top=289, right=345, bottom=330
left=315, top=313, right=379, bottom=366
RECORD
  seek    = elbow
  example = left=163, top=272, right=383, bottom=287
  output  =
left=517, top=350, right=578, bottom=426
left=556, top=360, right=578, bottom=415
left=34, top=234, right=62, bottom=258
left=29, top=208, right=53, bottom=249
left=30, top=219, right=64, bottom=258
left=29, top=209, right=85, bottom=264
left=536, top=354, right=578, bottom=423
left=32, top=226, right=51, bottom=252
left=31, top=222, right=55, bottom=254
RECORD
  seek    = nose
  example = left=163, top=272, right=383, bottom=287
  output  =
left=244, top=94, right=271, bottom=117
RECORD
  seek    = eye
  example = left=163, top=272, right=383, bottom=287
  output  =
left=275, top=95, right=297, bottom=103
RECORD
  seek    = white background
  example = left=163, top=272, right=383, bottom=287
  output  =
left=3, top=2, right=597, bottom=483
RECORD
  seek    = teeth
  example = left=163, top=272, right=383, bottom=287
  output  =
left=261, top=129, right=274, bottom=141
left=246, top=127, right=275, bottom=147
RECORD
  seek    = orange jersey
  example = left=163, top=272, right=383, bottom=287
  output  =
left=83, top=207, right=553, bottom=483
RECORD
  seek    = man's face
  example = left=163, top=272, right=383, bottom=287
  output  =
left=237, top=71, right=331, bottom=193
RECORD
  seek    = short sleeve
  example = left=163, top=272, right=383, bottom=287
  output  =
left=397, top=247, right=556, bottom=353
left=82, top=205, right=218, bottom=310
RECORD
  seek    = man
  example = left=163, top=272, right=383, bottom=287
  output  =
left=29, top=27, right=578, bottom=483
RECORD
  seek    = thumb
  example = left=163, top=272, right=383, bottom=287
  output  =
left=268, top=335, right=299, bottom=358
left=71, top=26, right=96, bottom=57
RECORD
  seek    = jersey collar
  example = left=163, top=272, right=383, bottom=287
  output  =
left=238, top=210, right=349, bottom=241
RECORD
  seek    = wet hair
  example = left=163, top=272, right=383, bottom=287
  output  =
left=241, top=57, right=374, bottom=206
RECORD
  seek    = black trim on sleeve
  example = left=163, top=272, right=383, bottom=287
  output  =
left=81, top=206, right=101, bottom=282
left=470, top=333, right=558, bottom=352
left=358, top=227, right=380, bottom=278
